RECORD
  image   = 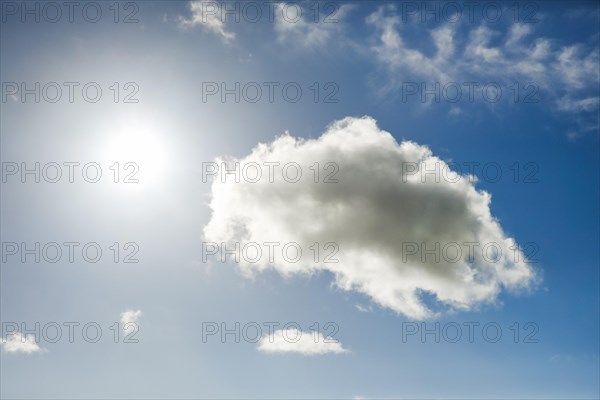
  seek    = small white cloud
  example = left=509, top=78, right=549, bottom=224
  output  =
left=1, top=333, right=44, bottom=354
left=257, top=328, right=347, bottom=355
left=179, top=1, right=235, bottom=43
left=448, top=106, right=462, bottom=117
left=355, top=304, right=372, bottom=313
left=120, top=309, right=143, bottom=328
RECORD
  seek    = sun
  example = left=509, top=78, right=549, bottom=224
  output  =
left=101, top=116, right=171, bottom=186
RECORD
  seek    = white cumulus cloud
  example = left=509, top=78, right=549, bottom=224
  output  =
left=257, top=328, right=347, bottom=355
left=203, top=116, right=538, bottom=320
left=1, top=333, right=44, bottom=354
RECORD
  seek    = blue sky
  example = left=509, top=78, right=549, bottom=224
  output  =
left=1, top=1, right=599, bottom=398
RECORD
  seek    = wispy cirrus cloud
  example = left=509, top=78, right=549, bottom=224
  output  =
left=365, top=5, right=599, bottom=134
left=178, top=1, right=236, bottom=43
left=273, top=3, right=353, bottom=48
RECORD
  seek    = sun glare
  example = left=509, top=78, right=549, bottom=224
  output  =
left=102, top=117, right=171, bottom=186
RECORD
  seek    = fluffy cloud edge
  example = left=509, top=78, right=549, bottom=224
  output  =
left=257, top=328, right=348, bottom=355
left=120, top=309, right=143, bottom=328
left=0, top=333, right=44, bottom=354
left=203, top=115, right=539, bottom=320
